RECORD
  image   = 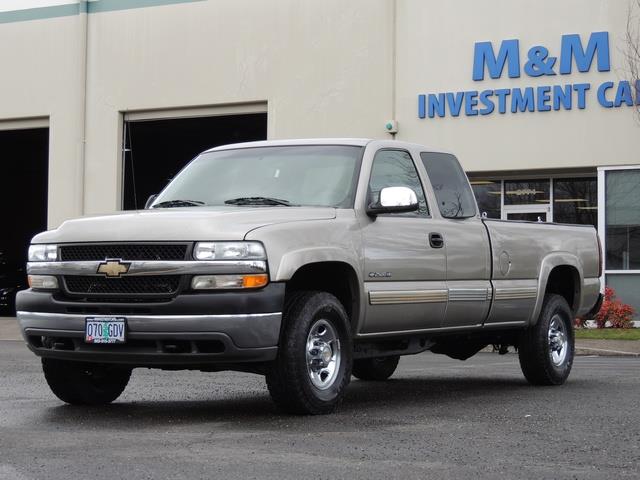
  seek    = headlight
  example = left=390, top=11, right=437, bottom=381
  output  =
left=193, top=242, right=266, bottom=260
left=28, top=244, right=58, bottom=262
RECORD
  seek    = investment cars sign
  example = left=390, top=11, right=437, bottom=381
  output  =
left=418, top=32, right=640, bottom=119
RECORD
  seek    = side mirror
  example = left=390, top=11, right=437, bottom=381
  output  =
left=366, top=186, right=419, bottom=216
left=144, top=194, right=158, bottom=209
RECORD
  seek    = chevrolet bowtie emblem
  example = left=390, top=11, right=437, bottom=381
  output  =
left=97, top=259, right=131, bottom=278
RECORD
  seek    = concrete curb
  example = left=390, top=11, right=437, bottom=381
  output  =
left=575, top=347, right=640, bottom=357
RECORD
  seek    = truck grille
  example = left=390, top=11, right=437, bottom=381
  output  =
left=64, top=275, right=181, bottom=295
left=59, top=244, right=188, bottom=262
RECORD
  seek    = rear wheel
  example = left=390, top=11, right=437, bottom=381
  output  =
left=518, top=294, right=574, bottom=385
left=42, top=358, right=131, bottom=405
left=266, top=291, right=352, bottom=415
left=352, top=356, right=400, bottom=381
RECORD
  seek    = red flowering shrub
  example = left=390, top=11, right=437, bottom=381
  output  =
left=594, top=287, right=635, bottom=329
left=574, top=316, right=588, bottom=328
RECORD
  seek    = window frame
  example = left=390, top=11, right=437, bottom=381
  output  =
left=420, top=151, right=478, bottom=219
left=365, top=148, right=431, bottom=218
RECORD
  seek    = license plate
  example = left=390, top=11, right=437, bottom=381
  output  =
left=85, top=317, right=126, bottom=344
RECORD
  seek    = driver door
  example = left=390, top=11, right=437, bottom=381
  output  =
left=360, top=149, right=447, bottom=334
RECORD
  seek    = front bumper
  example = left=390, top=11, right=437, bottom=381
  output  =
left=15, top=283, right=285, bottom=366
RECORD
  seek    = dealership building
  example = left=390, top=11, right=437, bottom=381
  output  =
left=1, top=0, right=639, bottom=313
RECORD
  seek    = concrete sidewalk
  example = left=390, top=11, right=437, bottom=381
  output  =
left=1, top=317, right=639, bottom=356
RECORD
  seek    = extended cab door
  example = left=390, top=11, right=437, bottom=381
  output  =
left=419, top=152, right=492, bottom=328
left=360, top=149, right=447, bottom=334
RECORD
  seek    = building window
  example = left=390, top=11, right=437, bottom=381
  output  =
left=553, top=178, right=597, bottom=227
left=599, top=167, right=640, bottom=319
left=605, top=170, right=640, bottom=270
left=470, top=180, right=501, bottom=218
left=469, top=176, right=597, bottom=225
left=504, top=179, right=550, bottom=205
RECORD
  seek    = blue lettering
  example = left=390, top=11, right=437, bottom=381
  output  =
left=472, top=39, right=520, bottom=80
left=465, top=91, right=479, bottom=116
left=573, top=83, right=590, bottom=109
left=636, top=80, right=640, bottom=105
left=418, top=94, right=426, bottom=118
left=479, top=90, right=495, bottom=115
left=446, top=92, right=465, bottom=117
left=614, top=81, right=634, bottom=107
left=494, top=89, right=510, bottom=113
left=524, top=46, right=557, bottom=77
left=511, top=87, right=535, bottom=113
left=553, top=85, right=572, bottom=110
left=559, top=32, right=610, bottom=74
left=428, top=93, right=445, bottom=118
left=597, top=82, right=614, bottom=108
left=537, top=86, right=552, bottom=111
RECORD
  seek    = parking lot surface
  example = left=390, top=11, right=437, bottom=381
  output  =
left=1, top=340, right=638, bottom=479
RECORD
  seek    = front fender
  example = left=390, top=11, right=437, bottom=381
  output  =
left=272, top=247, right=362, bottom=284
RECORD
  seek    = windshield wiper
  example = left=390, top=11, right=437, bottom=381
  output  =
left=151, top=199, right=205, bottom=208
left=224, top=197, right=294, bottom=206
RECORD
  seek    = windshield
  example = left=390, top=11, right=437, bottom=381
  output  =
left=152, top=145, right=363, bottom=208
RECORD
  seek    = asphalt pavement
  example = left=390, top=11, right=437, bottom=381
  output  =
left=1, top=340, right=639, bottom=479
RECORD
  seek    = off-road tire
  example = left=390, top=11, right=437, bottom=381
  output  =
left=352, top=356, right=400, bottom=381
left=42, top=358, right=131, bottom=405
left=518, top=294, right=574, bottom=385
left=266, top=291, right=353, bottom=415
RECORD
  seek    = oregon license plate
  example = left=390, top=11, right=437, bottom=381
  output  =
left=85, top=318, right=126, bottom=344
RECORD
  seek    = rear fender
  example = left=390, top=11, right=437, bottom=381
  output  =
left=530, top=253, right=583, bottom=325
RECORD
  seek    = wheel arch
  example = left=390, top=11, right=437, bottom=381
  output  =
left=283, top=260, right=362, bottom=334
left=530, top=253, right=583, bottom=324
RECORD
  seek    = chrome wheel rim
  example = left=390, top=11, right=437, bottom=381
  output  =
left=306, top=319, right=341, bottom=390
left=548, top=314, right=568, bottom=367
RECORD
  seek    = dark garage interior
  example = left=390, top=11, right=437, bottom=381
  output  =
left=0, top=127, right=49, bottom=315
left=123, top=112, right=268, bottom=210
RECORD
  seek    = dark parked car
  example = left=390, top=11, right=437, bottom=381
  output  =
left=0, top=251, right=25, bottom=316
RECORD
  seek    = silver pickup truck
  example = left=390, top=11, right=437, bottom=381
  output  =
left=16, top=139, right=602, bottom=414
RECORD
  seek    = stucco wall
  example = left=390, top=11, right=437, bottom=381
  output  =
left=396, top=0, right=640, bottom=172
left=0, top=10, right=86, bottom=228
left=0, top=0, right=638, bottom=227
left=83, top=0, right=395, bottom=214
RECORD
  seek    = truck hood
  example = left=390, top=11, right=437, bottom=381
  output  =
left=32, top=207, right=337, bottom=243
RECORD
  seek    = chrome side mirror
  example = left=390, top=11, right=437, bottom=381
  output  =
left=367, top=186, right=419, bottom=216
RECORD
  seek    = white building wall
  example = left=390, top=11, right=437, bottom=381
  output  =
left=83, top=0, right=395, bottom=214
left=396, top=0, right=640, bottom=173
left=0, top=0, right=638, bottom=226
left=0, top=12, right=86, bottom=228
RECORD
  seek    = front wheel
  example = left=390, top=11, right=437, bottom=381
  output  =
left=266, top=291, right=353, bottom=415
left=42, top=358, right=131, bottom=405
left=518, top=294, right=574, bottom=385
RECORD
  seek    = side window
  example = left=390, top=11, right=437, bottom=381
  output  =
left=420, top=152, right=477, bottom=219
left=368, top=150, right=429, bottom=216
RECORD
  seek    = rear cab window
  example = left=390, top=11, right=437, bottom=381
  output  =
left=420, top=152, right=477, bottom=219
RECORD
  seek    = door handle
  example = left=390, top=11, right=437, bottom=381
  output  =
left=429, top=232, right=444, bottom=249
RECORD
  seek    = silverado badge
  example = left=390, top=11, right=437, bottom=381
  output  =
left=97, top=259, right=131, bottom=278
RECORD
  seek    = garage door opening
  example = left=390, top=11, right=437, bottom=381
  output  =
left=0, top=127, right=49, bottom=315
left=122, top=112, right=267, bottom=210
